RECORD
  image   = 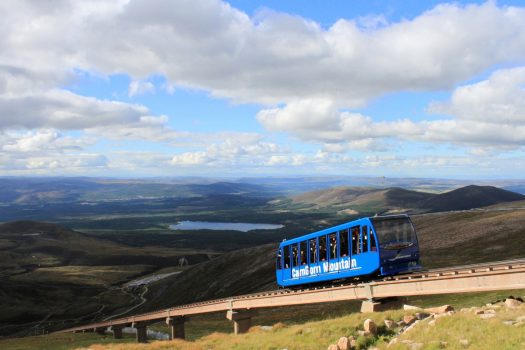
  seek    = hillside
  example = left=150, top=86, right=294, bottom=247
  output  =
left=140, top=206, right=525, bottom=312
left=286, top=185, right=525, bottom=215
left=0, top=221, right=211, bottom=336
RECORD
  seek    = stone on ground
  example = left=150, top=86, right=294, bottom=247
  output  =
left=363, top=318, right=377, bottom=334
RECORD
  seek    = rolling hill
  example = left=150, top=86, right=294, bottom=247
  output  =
left=286, top=185, right=525, bottom=215
left=0, top=221, right=211, bottom=336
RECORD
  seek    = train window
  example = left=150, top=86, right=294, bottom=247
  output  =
left=351, top=226, right=360, bottom=255
left=339, top=229, right=349, bottom=257
left=284, top=245, right=290, bottom=269
left=329, top=233, right=337, bottom=259
left=370, top=227, right=377, bottom=251
left=276, top=248, right=282, bottom=270
left=362, top=225, right=368, bottom=253
left=292, top=245, right=299, bottom=267
left=319, top=235, right=328, bottom=261
left=300, top=241, right=307, bottom=265
left=309, top=239, right=317, bottom=264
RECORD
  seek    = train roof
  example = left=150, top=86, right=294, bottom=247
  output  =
left=279, top=214, right=410, bottom=246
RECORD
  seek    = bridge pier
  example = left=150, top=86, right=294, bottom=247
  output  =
left=226, top=309, right=257, bottom=335
left=132, top=322, right=148, bottom=343
left=361, top=297, right=403, bottom=313
left=110, top=325, right=124, bottom=339
left=166, top=316, right=186, bottom=340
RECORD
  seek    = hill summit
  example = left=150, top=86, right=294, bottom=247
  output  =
left=288, top=185, right=525, bottom=214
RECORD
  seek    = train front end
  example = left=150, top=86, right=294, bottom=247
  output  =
left=371, top=215, right=421, bottom=276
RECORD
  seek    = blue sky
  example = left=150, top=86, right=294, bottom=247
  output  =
left=1, top=0, right=525, bottom=179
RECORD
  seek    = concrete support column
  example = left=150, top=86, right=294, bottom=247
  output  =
left=110, top=326, right=124, bottom=339
left=132, top=322, right=148, bottom=343
left=166, top=316, right=186, bottom=340
left=361, top=297, right=403, bottom=313
left=226, top=309, right=257, bottom=335
left=94, top=327, right=107, bottom=335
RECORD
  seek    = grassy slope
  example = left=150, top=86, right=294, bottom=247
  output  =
left=288, top=185, right=525, bottom=215
left=3, top=290, right=525, bottom=350
left=0, top=221, right=211, bottom=336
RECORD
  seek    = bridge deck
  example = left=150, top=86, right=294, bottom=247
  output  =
left=59, top=258, right=525, bottom=333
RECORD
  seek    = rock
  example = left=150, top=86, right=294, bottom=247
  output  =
left=387, top=338, right=398, bottom=348
left=474, top=310, right=484, bottom=315
left=363, top=319, right=377, bottom=334
left=357, top=330, right=370, bottom=337
left=403, top=315, right=417, bottom=325
left=403, top=320, right=420, bottom=333
left=349, top=336, right=357, bottom=348
left=505, top=298, right=522, bottom=308
left=428, top=320, right=436, bottom=327
left=459, top=338, right=469, bottom=347
left=425, top=305, right=454, bottom=314
left=479, top=313, right=496, bottom=319
left=404, top=304, right=421, bottom=311
left=409, top=343, right=424, bottom=350
left=460, top=308, right=470, bottom=313
left=503, top=320, right=515, bottom=326
left=384, top=319, right=395, bottom=329
left=415, top=312, right=430, bottom=320
left=516, top=316, right=525, bottom=322
left=327, top=344, right=339, bottom=350
left=484, top=309, right=496, bottom=314
left=396, top=320, right=406, bottom=327
left=337, top=337, right=350, bottom=350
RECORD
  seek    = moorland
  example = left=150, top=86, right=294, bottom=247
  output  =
left=1, top=176, right=525, bottom=344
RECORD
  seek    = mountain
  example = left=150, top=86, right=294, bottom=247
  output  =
left=422, top=185, right=525, bottom=211
left=286, top=185, right=525, bottom=214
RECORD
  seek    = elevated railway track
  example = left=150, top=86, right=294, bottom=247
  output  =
left=58, top=258, right=525, bottom=342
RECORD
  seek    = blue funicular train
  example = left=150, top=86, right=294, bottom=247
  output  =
left=276, top=214, right=421, bottom=288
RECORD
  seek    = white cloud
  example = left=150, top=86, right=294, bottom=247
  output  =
left=128, top=80, right=156, bottom=97
left=0, top=89, right=150, bottom=130
left=2, top=129, right=94, bottom=153
left=428, top=67, right=525, bottom=124
left=170, top=152, right=209, bottom=166
left=2, top=1, right=525, bottom=105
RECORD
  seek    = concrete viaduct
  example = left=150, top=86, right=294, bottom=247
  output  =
left=58, top=258, right=525, bottom=343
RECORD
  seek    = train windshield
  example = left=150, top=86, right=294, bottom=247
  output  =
left=371, top=217, right=417, bottom=250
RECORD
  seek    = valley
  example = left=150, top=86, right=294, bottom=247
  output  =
left=1, top=177, right=525, bottom=344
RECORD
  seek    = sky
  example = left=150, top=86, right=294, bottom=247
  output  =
left=1, top=0, right=525, bottom=179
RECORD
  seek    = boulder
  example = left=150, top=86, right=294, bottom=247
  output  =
left=349, top=336, right=357, bottom=348
left=327, top=344, right=339, bottom=350
left=425, top=305, right=454, bottom=314
left=403, top=320, right=420, bottom=333
left=479, top=313, right=496, bottom=319
left=363, top=318, right=377, bottom=334
left=384, top=319, right=395, bottom=329
left=505, top=298, right=522, bottom=308
left=459, top=338, right=469, bottom=347
left=357, top=330, right=370, bottom=337
left=337, top=337, right=350, bottom=350
left=404, top=304, right=421, bottom=311
left=396, top=320, right=406, bottom=327
left=415, top=312, right=430, bottom=320
left=387, top=338, right=398, bottom=348
left=403, top=315, right=417, bottom=325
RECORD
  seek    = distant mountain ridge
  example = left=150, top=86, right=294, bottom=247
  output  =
left=288, top=185, right=525, bottom=214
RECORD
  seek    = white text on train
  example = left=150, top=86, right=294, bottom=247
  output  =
left=291, top=257, right=357, bottom=278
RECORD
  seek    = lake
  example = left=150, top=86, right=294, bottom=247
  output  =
left=169, top=221, right=284, bottom=232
